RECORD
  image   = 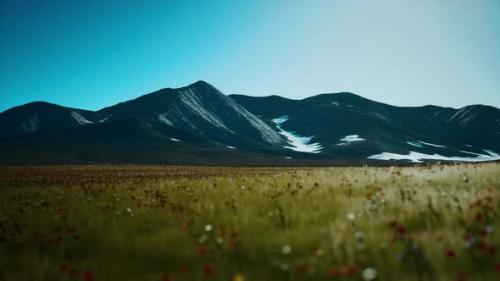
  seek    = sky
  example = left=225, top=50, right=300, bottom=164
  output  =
left=1, top=0, right=500, bottom=112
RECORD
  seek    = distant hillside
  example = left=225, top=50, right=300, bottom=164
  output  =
left=1, top=81, right=499, bottom=165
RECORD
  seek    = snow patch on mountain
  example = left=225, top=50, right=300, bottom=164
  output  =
left=419, top=141, right=446, bottom=148
left=229, top=101, right=283, bottom=144
left=368, top=150, right=500, bottom=163
left=406, top=140, right=445, bottom=148
left=448, top=107, right=477, bottom=125
left=272, top=116, right=322, bottom=153
left=407, top=141, right=424, bottom=148
left=158, top=113, right=173, bottom=126
left=70, top=111, right=93, bottom=125
left=337, top=135, right=365, bottom=146
left=170, top=138, right=180, bottom=142
left=226, top=145, right=237, bottom=149
left=99, top=116, right=110, bottom=123
left=340, top=135, right=365, bottom=142
left=178, top=88, right=230, bottom=131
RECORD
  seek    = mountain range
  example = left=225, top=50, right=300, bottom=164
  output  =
left=1, top=81, right=499, bottom=165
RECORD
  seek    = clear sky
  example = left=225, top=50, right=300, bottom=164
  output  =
left=1, top=0, right=500, bottom=112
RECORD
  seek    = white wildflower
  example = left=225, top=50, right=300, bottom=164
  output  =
left=282, top=245, right=292, bottom=255
left=347, top=213, right=356, bottom=221
left=362, top=267, right=377, bottom=280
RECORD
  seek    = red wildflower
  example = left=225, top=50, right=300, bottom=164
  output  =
left=60, top=263, right=70, bottom=273
left=344, top=264, right=358, bottom=275
left=162, top=273, right=170, bottom=281
left=219, top=227, right=226, bottom=237
left=487, top=246, right=497, bottom=255
left=478, top=241, right=487, bottom=251
left=475, top=213, right=482, bottom=222
left=69, top=268, right=79, bottom=276
left=197, top=246, right=208, bottom=256
left=230, top=241, right=240, bottom=251
left=446, top=250, right=456, bottom=257
left=203, top=263, right=215, bottom=275
left=82, top=271, right=96, bottom=281
left=397, top=225, right=407, bottom=235
left=330, top=268, right=342, bottom=278
left=296, top=263, right=309, bottom=274
left=457, top=271, right=467, bottom=281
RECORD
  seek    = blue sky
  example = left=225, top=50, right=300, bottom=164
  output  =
left=1, top=0, right=500, bottom=112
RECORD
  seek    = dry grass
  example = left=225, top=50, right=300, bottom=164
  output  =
left=0, top=163, right=498, bottom=280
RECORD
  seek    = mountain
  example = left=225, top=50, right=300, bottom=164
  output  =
left=1, top=81, right=499, bottom=165
left=96, top=81, right=284, bottom=149
left=0, top=101, right=98, bottom=138
left=231, top=92, right=500, bottom=163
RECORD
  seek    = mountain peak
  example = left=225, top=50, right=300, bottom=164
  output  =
left=186, top=80, right=215, bottom=90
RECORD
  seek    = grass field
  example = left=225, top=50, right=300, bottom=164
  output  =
left=0, top=164, right=499, bottom=281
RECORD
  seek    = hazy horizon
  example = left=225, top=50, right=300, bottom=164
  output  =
left=2, top=0, right=500, bottom=112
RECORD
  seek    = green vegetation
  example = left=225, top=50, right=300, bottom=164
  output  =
left=0, top=164, right=498, bottom=280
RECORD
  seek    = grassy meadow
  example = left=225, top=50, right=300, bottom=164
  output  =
left=0, top=164, right=499, bottom=281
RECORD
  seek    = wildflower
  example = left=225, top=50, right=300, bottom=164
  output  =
left=485, top=225, right=494, bottom=234
left=347, top=213, right=356, bottom=221
left=198, top=234, right=208, bottom=244
left=280, top=263, right=290, bottom=271
left=396, top=225, right=406, bottom=235
left=475, top=213, right=482, bottom=222
left=296, top=263, right=309, bottom=274
left=445, top=250, right=456, bottom=257
left=59, top=264, right=70, bottom=273
left=204, top=224, right=213, bottom=232
left=233, top=273, right=245, bottom=281
left=345, top=264, right=359, bottom=275
left=362, top=267, right=377, bottom=280
left=197, top=246, right=209, bottom=256
left=203, top=263, right=215, bottom=275
left=315, top=248, right=325, bottom=257
left=330, top=268, right=342, bottom=278
left=82, top=271, right=96, bottom=281
left=282, top=245, right=292, bottom=255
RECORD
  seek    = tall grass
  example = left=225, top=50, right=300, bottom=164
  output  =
left=0, top=164, right=498, bottom=280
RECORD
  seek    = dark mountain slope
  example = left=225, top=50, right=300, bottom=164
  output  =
left=0, top=102, right=97, bottom=138
left=98, top=81, right=285, bottom=149
left=233, top=92, right=500, bottom=161
left=1, top=81, right=499, bottom=165
left=228, top=94, right=301, bottom=119
left=0, top=119, right=290, bottom=165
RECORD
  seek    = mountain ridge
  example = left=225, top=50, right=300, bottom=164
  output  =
left=1, top=81, right=499, bottom=165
